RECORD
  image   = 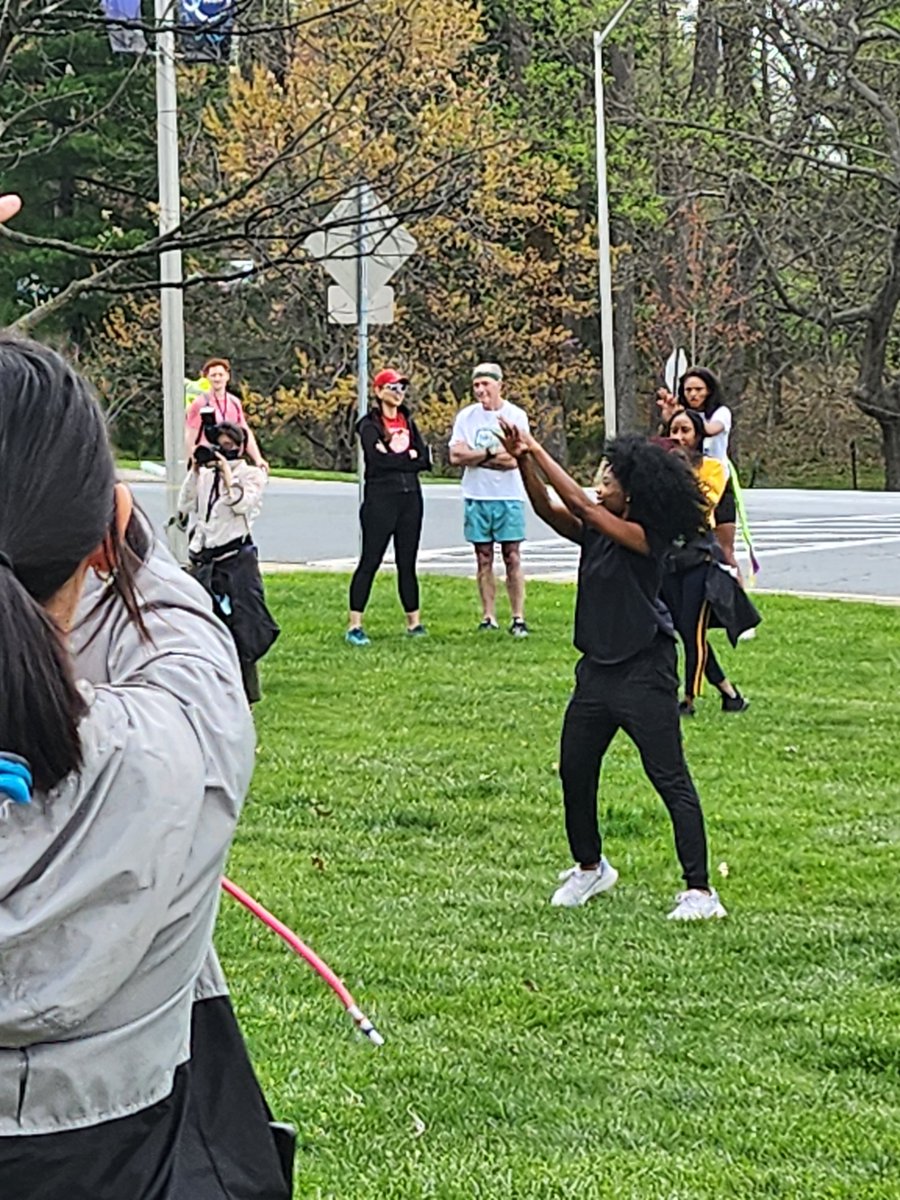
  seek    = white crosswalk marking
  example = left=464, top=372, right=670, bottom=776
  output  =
left=307, top=512, right=900, bottom=580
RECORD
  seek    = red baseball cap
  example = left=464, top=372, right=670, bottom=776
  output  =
left=372, top=368, right=409, bottom=389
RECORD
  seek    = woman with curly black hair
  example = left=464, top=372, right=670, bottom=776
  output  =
left=498, top=422, right=727, bottom=921
left=677, top=366, right=742, bottom=581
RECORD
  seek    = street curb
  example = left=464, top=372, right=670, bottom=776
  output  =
left=259, top=562, right=900, bottom=604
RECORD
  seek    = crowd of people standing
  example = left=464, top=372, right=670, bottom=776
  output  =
left=0, top=183, right=756, bottom=1196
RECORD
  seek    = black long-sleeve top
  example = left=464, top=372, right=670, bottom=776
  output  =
left=356, top=407, right=431, bottom=495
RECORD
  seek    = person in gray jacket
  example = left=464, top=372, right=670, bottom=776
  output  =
left=0, top=337, right=287, bottom=1198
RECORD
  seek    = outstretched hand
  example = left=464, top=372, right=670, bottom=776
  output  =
left=0, top=195, right=22, bottom=224
left=498, top=418, right=534, bottom=459
left=656, top=388, right=681, bottom=426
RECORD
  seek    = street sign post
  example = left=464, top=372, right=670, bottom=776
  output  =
left=304, top=185, right=417, bottom=520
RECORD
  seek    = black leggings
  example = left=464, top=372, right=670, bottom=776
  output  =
left=559, top=640, right=710, bottom=891
left=349, top=489, right=423, bottom=614
left=662, top=566, right=726, bottom=700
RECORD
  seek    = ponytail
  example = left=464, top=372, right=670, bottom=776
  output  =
left=0, top=570, right=86, bottom=792
left=0, top=334, right=125, bottom=794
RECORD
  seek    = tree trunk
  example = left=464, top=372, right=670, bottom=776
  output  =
left=880, top=419, right=900, bottom=491
left=496, top=9, right=533, bottom=96
left=855, top=221, right=900, bottom=487
left=613, top=244, right=638, bottom=432
left=689, top=0, right=720, bottom=102
left=720, top=2, right=753, bottom=112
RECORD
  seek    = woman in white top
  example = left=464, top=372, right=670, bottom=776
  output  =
left=0, top=335, right=289, bottom=1197
left=677, top=366, right=742, bottom=583
left=179, top=421, right=279, bottom=703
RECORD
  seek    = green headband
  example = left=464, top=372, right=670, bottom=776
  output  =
left=472, top=364, right=502, bottom=382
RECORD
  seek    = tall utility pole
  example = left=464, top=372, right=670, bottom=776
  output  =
left=594, top=0, right=637, bottom=441
left=355, top=183, right=370, bottom=527
left=155, top=0, right=186, bottom=558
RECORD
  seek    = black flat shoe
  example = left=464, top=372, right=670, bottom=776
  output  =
left=721, top=689, right=749, bottom=713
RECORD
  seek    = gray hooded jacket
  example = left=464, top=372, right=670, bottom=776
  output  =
left=0, top=536, right=254, bottom=1135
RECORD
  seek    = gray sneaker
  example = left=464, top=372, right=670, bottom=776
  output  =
left=667, top=888, right=727, bottom=921
left=551, top=857, right=619, bottom=907
left=510, top=619, right=530, bottom=638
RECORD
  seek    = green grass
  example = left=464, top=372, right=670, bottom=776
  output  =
left=755, top=462, right=885, bottom=492
left=220, top=575, right=900, bottom=1199
left=118, top=457, right=889, bottom=490
left=116, top=460, right=458, bottom=484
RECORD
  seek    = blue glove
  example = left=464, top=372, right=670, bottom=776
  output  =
left=0, top=754, right=32, bottom=805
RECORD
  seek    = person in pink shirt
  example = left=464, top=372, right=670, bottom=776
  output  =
left=185, top=358, right=267, bottom=469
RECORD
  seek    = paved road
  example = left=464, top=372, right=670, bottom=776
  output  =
left=130, top=478, right=900, bottom=599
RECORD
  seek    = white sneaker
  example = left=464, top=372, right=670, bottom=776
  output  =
left=667, top=888, right=727, bottom=921
left=551, top=857, right=619, bottom=907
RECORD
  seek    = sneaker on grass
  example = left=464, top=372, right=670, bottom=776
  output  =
left=345, top=627, right=370, bottom=647
left=406, top=625, right=428, bottom=638
left=667, top=889, right=727, bottom=921
left=477, top=617, right=499, bottom=631
left=551, top=857, right=619, bottom=908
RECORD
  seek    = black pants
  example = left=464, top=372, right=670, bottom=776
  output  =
left=173, top=995, right=293, bottom=1199
left=662, top=566, right=726, bottom=700
left=349, top=489, right=423, bottom=614
left=0, top=1064, right=190, bottom=1200
left=0, top=998, right=293, bottom=1200
left=559, top=638, right=710, bottom=891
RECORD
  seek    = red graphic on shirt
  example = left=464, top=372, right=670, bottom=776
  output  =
left=383, top=413, right=411, bottom=453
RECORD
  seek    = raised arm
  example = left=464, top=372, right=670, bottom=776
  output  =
left=498, top=419, right=581, bottom=542
left=519, top=452, right=583, bottom=543
left=502, top=422, right=650, bottom=555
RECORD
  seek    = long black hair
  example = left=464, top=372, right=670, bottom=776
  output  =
left=604, top=434, right=707, bottom=545
left=666, top=407, right=706, bottom=456
left=677, top=366, right=722, bottom=418
left=0, top=335, right=139, bottom=791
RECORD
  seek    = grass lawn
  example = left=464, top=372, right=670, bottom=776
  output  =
left=116, top=459, right=458, bottom=485
left=217, top=575, right=900, bottom=1200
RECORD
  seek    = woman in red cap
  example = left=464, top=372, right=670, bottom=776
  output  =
left=346, top=369, right=431, bottom=644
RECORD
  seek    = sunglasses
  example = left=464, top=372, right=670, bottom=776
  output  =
left=383, top=382, right=407, bottom=394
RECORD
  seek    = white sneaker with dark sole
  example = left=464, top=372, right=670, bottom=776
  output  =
left=667, top=888, right=727, bottom=921
left=551, top=856, right=619, bottom=907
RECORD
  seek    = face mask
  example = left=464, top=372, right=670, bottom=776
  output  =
left=216, top=446, right=242, bottom=461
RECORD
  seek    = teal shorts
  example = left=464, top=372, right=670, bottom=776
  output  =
left=463, top=498, right=526, bottom=544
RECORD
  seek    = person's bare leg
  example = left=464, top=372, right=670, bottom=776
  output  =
left=714, top=522, right=744, bottom=588
left=405, top=609, right=421, bottom=629
left=501, top=541, right=525, bottom=621
left=475, top=543, right=496, bottom=621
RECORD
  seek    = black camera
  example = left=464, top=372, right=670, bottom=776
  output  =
left=199, top=406, right=217, bottom=430
left=193, top=444, right=217, bottom=467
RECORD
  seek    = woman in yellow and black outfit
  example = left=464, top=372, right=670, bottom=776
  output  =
left=661, top=409, right=751, bottom=717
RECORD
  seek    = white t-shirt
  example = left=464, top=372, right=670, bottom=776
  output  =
left=450, top=400, right=530, bottom=501
left=703, top=405, right=732, bottom=478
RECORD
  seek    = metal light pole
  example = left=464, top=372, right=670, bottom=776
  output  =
left=594, top=0, right=637, bottom=441
left=356, top=183, right=371, bottom=532
left=155, top=0, right=187, bottom=559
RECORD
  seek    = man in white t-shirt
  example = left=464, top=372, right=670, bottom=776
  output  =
left=449, top=363, right=530, bottom=636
